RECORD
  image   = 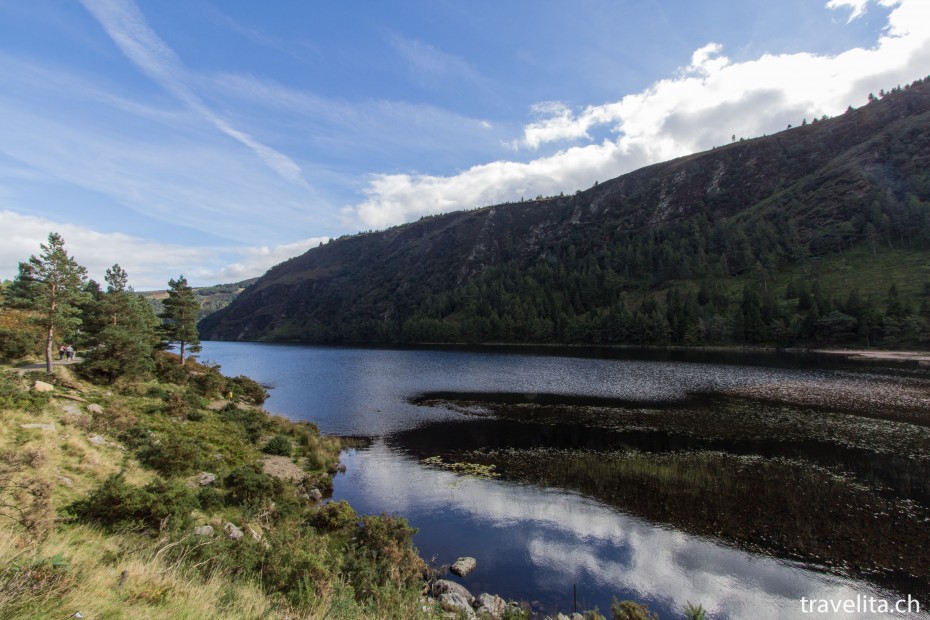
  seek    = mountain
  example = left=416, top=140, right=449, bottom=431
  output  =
left=142, top=278, right=259, bottom=322
left=200, top=78, right=930, bottom=348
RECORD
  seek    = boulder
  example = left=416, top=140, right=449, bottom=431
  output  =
left=223, top=522, right=244, bottom=540
left=439, top=592, right=475, bottom=618
left=475, top=593, right=506, bottom=618
left=432, top=579, right=475, bottom=605
left=32, top=380, right=54, bottom=392
left=197, top=472, right=217, bottom=486
left=307, top=488, right=323, bottom=502
left=450, top=556, right=477, bottom=577
left=194, top=525, right=214, bottom=537
left=87, top=404, right=104, bottom=415
left=88, top=435, right=106, bottom=446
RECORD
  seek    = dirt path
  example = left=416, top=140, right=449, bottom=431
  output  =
left=13, top=358, right=84, bottom=373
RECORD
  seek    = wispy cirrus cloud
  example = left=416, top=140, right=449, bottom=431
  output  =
left=79, top=0, right=305, bottom=184
left=346, top=0, right=930, bottom=230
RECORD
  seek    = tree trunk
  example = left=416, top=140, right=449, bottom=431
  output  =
left=180, top=340, right=186, bottom=366
left=45, top=322, right=54, bottom=374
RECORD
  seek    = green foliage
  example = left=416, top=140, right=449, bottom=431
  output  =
left=684, top=602, right=707, bottom=620
left=196, top=486, right=224, bottom=512
left=610, top=598, right=658, bottom=620
left=0, top=328, right=35, bottom=362
left=343, top=514, right=425, bottom=602
left=71, top=474, right=196, bottom=531
left=137, top=433, right=202, bottom=477
left=0, top=373, right=50, bottom=414
left=220, top=403, right=269, bottom=443
left=9, top=233, right=89, bottom=372
left=262, top=433, right=292, bottom=456
left=227, top=374, right=268, bottom=405
left=223, top=464, right=282, bottom=506
left=160, top=275, right=201, bottom=365
left=307, top=500, right=357, bottom=533
left=80, top=266, right=161, bottom=384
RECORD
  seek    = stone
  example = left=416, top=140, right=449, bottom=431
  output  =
left=439, top=592, right=475, bottom=618
left=20, top=423, right=56, bottom=431
left=88, top=435, right=106, bottom=446
left=307, top=488, right=323, bottom=502
left=87, top=404, right=104, bottom=415
left=432, top=579, right=474, bottom=605
left=475, top=593, right=507, bottom=619
left=61, top=404, right=81, bottom=416
left=197, top=472, right=217, bottom=486
left=194, top=525, right=214, bottom=537
left=32, top=380, right=54, bottom=392
left=247, top=526, right=262, bottom=541
left=223, top=522, right=244, bottom=540
left=450, top=556, right=477, bottom=577
left=56, top=475, right=74, bottom=487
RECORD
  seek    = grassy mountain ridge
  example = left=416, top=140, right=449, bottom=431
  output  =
left=141, top=278, right=258, bottom=322
left=200, top=78, right=930, bottom=347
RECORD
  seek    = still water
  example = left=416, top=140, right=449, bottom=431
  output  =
left=199, top=341, right=926, bottom=619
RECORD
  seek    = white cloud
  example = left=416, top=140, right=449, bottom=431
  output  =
left=346, top=0, right=930, bottom=230
left=0, top=210, right=325, bottom=289
left=826, top=0, right=899, bottom=22
left=79, top=0, right=305, bottom=183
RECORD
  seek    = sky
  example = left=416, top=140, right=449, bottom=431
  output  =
left=1, top=0, right=928, bottom=289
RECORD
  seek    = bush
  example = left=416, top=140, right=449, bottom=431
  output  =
left=0, top=373, right=49, bottom=414
left=227, top=375, right=268, bottom=405
left=163, top=392, right=189, bottom=419
left=344, top=514, right=425, bottom=601
left=611, top=599, right=658, bottom=620
left=301, top=471, right=334, bottom=497
left=220, top=404, right=268, bottom=443
left=191, top=368, right=226, bottom=398
left=263, top=434, right=292, bottom=456
left=197, top=486, right=224, bottom=512
left=71, top=474, right=196, bottom=531
left=153, top=351, right=189, bottom=385
left=223, top=464, right=282, bottom=506
left=137, top=434, right=202, bottom=477
left=0, top=328, right=36, bottom=361
left=307, top=500, right=357, bottom=533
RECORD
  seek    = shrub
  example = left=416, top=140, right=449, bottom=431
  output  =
left=163, top=392, right=189, bottom=419
left=301, top=471, right=333, bottom=497
left=227, top=375, right=268, bottom=405
left=220, top=404, right=268, bottom=443
left=137, top=434, right=202, bottom=477
left=0, top=328, right=36, bottom=361
left=0, top=373, right=49, bottom=414
left=71, top=474, right=196, bottom=531
left=307, top=500, right=357, bottom=533
left=91, top=401, right=138, bottom=434
left=153, top=351, right=189, bottom=385
left=197, top=486, right=224, bottom=512
left=611, top=599, right=658, bottom=620
left=263, top=434, right=292, bottom=456
left=344, top=514, right=425, bottom=601
left=260, top=529, right=337, bottom=607
left=223, top=464, right=282, bottom=506
left=191, top=368, right=226, bottom=398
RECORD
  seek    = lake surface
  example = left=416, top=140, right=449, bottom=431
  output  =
left=199, top=341, right=929, bottom=619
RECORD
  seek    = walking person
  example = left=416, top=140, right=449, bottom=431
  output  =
left=66, top=345, right=74, bottom=362
left=58, top=344, right=65, bottom=360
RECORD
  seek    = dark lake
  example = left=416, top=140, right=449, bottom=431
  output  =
left=198, top=341, right=930, bottom=619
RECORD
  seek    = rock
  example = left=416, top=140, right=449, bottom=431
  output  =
left=554, top=614, right=571, bottom=620
left=87, top=404, right=104, bottom=415
left=307, top=488, right=323, bottom=502
left=197, top=472, right=217, bottom=486
left=88, top=435, right=106, bottom=446
left=247, top=526, right=262, bottom=541
left=475, top=593, right=507, bottom=618
left=194, top=525, right=214, bottom=537
left=439, top=592, right=475, bottom=618
left=450, top=556, right=477, bottom=577
left=223, top=522, right=243, bottom=540
left=432, top=579, right=474, bottom=605
left=336, top=463, right=347, bottom=473
left=571, top=614, right=584, bottom=620
left=32, top=380, right=54, bottom=392
left=56, top=475, right=74, bottom=487
left=61, top=404, right=81, bottom=416
left=20, top=423, right=56, bottom=431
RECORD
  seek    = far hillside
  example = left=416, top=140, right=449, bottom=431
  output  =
left=142, top=278, right=258, bottom=322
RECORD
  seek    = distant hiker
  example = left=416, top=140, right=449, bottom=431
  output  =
left=58, top=345, right=65, bottom=360
left=66, top=345, right=75, bottom=361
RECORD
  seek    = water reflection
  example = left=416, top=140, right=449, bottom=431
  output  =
left=335, top=442, right=917, bottom=619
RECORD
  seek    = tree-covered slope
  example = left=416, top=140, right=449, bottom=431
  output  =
left=200, top=78, right=930, bottom=348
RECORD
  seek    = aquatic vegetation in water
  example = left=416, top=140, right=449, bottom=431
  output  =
left=421, top=455, right=500, bottom=478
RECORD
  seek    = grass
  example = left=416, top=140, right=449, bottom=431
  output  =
left=0, top=364, right=440, bottom=620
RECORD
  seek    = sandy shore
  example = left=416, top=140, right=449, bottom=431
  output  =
left=813, top=348, right=930, bottom=364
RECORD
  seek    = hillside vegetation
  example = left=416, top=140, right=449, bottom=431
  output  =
left=200, top=78, right=930, bottom=349
left=142, top=279, right=258, bottom=323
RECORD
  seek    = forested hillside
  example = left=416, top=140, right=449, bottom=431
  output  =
left=200, top=78, right=930, bottom=348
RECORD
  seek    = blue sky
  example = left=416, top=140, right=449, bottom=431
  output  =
left=1, top=0, right=928, bottom=289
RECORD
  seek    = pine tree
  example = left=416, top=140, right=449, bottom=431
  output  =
left=160, top=275, right=201, bottom=365
left=10, top=233, right=88, bottom=373
left=81, top=264, right=161, bottom=383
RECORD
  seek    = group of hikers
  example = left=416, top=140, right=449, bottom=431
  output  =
left=57, top=344, right=75, bottom=362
